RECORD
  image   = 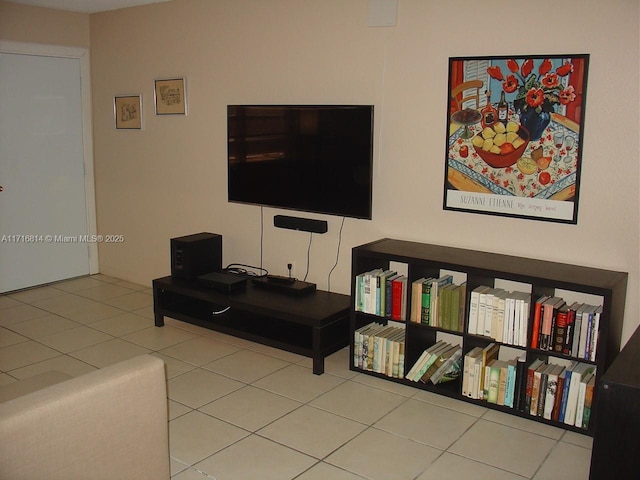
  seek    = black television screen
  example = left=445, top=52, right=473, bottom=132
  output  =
left=227, top=105, right=373, bottom=219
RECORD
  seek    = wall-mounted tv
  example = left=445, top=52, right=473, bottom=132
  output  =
left=227, top=105, right=373, bottom=220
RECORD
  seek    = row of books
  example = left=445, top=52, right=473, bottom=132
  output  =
left=353, top=270, right=467, bottom=330
left=353, top=322, right=405, bottom=378
left=531, top=297, right=602, bottom=362
left=467, top=286, right=530, bottom=347
left=524, top=359, right=596, bottom=429
left=408, top=276, right=466, bottom=332
left=354, top=269, right=408, bottom=321
left=405, top=341, right=463, bottom=384
left=462, top=343, right=596, bottom=429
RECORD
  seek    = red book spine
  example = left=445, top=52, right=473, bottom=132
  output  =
left=553, top=309, right=568, bottom=353
left=530, top=298, right=545, bottom=349
left=391, top=278, right=403, bottom=321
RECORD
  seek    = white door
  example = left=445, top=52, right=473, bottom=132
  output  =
left=0, top=50, right=95, bottom=293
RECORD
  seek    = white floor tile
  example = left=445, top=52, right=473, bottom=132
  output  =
left=326, top=427, right=441, bottom=480
left=167, top=368, right=244, bottom=408
left=193, top=434, right=316, bottom=480
left=202, top=348, right=290, bottom=383
left=258, top=405, right=367, bottom=458
left=37, top=325, right=113, bottom=353
left=169, top=410, right=248, bottom=466
left=159, top=336, right=241, bottom=366
left=533, top=441, right=592, bottom=480
left=199, top=385, right=301, bottom=431
left=253, top=364, right=346, bottom=403
left=68, top=338, right=151, bottom=368
left=374, top=398, right=478, bottom=450
left=449, top=419, right=558, bottom=477
left=310, top=379, right=408, bottom=425
left=122, top=325, right=195, bottom=351
left=416, top=452, right=527, bottom=480
left=0, top=340, right=60, bottom=371
left=294, top=461, right=368, bottom=480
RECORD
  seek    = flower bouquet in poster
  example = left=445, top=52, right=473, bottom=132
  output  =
left=443, top=54, right=589, bottom=224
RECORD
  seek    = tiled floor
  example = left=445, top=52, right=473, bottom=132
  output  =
left=0, top=274, right=594, bottom=479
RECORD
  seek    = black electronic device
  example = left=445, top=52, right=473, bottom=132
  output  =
left=252, top=276, right=316, bottom=296
left=171, top=232, right=222, bottom=280
left=227, top=105, right=374, bottom=220
left=273, top=215, right=328, bottom=234
left=197, top=271, right=247, bottom=292
left=265, top=274, right=296, bottom=284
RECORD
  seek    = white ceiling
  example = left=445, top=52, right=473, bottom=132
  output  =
left=9, top=0, right=171, bottom=13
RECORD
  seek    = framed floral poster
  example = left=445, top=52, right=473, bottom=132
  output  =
left=443, top=54, right=589, bottom=223
left=154, top=77, right=187, bottom=115
left=114, top=95, right=142, bottom=130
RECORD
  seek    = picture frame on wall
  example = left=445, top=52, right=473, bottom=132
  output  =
left=154, top=77, right=187, bottom=115
left=443, top=54, right=589, bottom=224
left=114, top=95, right=142, bottom=130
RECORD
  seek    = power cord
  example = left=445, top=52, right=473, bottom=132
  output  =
left=327, top=216, right=345, bottom=292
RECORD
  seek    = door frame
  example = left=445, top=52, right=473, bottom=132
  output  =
left=0, top=40, right=99, bottom=274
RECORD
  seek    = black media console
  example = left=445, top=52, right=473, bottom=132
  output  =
left=153, top=276, right=350, bottom=374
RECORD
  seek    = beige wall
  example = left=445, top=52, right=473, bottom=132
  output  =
left=0, top=1, right=89, bottom=47
left=2, top=0, right=639, bottom=344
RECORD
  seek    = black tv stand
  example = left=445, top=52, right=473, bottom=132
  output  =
left=153, top=276, right=350, bottom=374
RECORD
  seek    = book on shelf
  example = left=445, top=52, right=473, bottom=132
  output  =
left=420, top=343, right=459, bottom=384
left=543, top=364, right=565, bottom=420
left=429, top=275, right=454, bottom=328
left=574, top=370, right=595, bottom=428
left=385, top=273, right=401, bottom=318
left=514, top=353, right=528, bottom=411
left=581, top=373, right=596, bottom=429
left=551, top=367, right=567, bottom=422
left=377, top=270, right=397, bottom=318
left=539, top=297, right=566, bottom=351
left=530, top=295, right=550, bottom=349
left=430, top=345, right=463, bottom=384
left=468, top=286, right=490, bottom=335
left=409, top=277, right=424, bottom=323
left=504, top=358, right=518, bottom=408
left=419, top=277, right=435, bottom=324
left=390, top=275, right=407, bottom=321
left=476, top=287, right=494, bottom=338
left=563, top=362, right=596, bottom=426
left=525, top=297, right=604, bottom=360
left=486, top=359, right=506, bottom=404
left=588, top=305, right=603, bottom=362
left=437, top=284, right=453, bottom=330
left=552, top=304, right=570, bottom=354
left=563, top=302, right=580, bottom=356
left=479, top=343, right=500, bottom=400
left=490, top=290, right=507, bottom=342
left=529, top=360, right=548, bottom=416
left=405, top=341, right=446, bottom=382
left=558, top=361, right=578, bottom=423
left=462, top=346, right=483, bottom=398
left=438, top=282, right=466, bottom=332
left=524, top=358, right=545, bottom=414
left=467, top=287, right=531, bottom=346
left=354, top=322, right=405, bottom=378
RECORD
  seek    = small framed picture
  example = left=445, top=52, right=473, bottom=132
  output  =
left=154, top=77, right=187, bottom=115
left=114, top=95, right=142, bottom=130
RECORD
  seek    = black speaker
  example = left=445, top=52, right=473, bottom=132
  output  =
left=171, top=232, right=222, bottom=280
left=273, top=215, right=328, bottom=234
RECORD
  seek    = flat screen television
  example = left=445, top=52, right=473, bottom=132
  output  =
left=227, top=105, right=373, bottom=220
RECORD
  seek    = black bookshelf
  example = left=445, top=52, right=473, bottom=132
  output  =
left=350, top=238, right=628, bottom=435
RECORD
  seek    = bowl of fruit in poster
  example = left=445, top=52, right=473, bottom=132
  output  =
left=471, top=121, right=530, bottom=169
